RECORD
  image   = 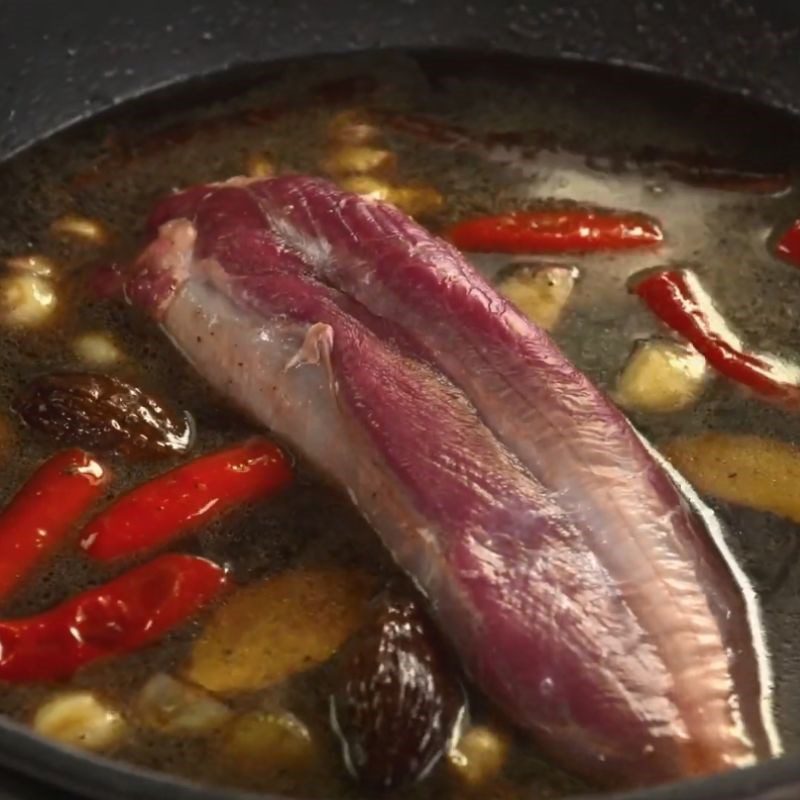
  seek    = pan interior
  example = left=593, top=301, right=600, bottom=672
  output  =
left=0, top=49, right=799, bottom=800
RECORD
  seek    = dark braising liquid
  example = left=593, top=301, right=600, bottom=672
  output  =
left=0, top=51, right=799, bottom=799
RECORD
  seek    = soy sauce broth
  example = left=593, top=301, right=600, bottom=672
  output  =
left=0, top=51, right=799, bottom=799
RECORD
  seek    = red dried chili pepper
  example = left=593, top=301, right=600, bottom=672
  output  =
left=631, top=269, right=800, bottom=406
left=375, top=111, right=475, bottom=148
left=0, top=449, right=108, bottom=601
left=632, top=148, right=792, bottom=194
left=658, top=160, right=791, bottom=195
left=446, top=209, right=664, bottom=254
left=776, top=219, right=800, bottom=268
left=0, top=553, right=227, bottom=682
left=376, top=110, right=535, bottom=153
left=81, top=438, right=293, bottom=561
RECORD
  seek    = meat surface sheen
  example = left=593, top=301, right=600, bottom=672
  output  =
left=128, top=176, right=779, bottom=788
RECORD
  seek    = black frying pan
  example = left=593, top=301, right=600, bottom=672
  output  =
left=2, top=1, right=800, bottom=798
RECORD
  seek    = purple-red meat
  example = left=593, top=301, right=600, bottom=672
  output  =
left=127, top=175, right=779, bottom=788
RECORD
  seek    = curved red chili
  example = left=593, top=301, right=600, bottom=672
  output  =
left=446, top=209, right=663, bottom=254
left=776, top=219, right=800, bottom=268
left=631, top=269, right=800, bottom=406
left=0, top=449, right=109, bottom=602
left=80, top=438, right=293, bottom=561
left=0, top=554, right=227, bottom=682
